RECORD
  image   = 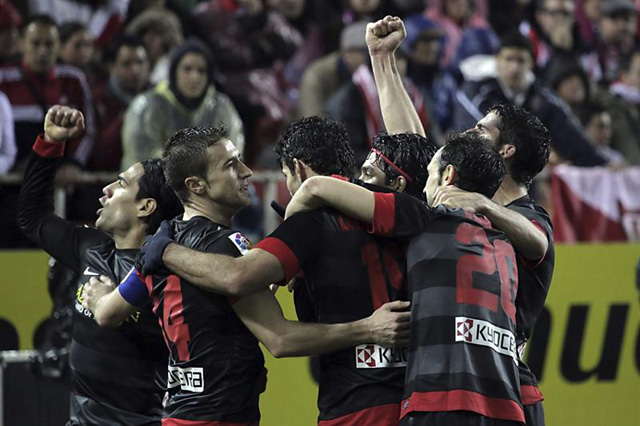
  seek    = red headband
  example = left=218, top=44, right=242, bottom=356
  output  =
left=370, top=148, right=413, bottom=183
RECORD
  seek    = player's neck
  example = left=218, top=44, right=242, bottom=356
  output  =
left=493, top=175, right=527, bottom=206
left=112, top=225, right=148, bottom=250
left=183, top=198, right=233, bottom=227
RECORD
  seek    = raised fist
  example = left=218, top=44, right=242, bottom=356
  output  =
left=366, top=15, right=406, bottom=56
left=44, top=105, right=85, bottom=143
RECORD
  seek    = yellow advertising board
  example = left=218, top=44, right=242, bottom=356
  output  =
left=1, top=244, right=639, bottom=425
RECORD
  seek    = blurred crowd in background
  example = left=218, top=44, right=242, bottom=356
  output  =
left=1, top=0, right=639, bottom=250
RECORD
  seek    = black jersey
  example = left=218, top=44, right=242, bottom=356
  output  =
left=131, top=217, right=266, bottom=423
left=369, top=192, right=525, bottom=424
left=255, top=208, right=407, bottom=421
left=507, top=196, right=555, bottom=405
left=18, top=135, right=166, bottom=425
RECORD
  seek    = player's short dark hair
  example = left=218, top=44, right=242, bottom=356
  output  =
left=138, top=158, right=183, bottom=235
left=371, top=132, right=438, bottom=198
left=439, top=132, right=505, bottom=199
left=489, top=103, right=550, bottom=187
left=59, top=22, right=86, bottom=44
left=104, top=34, right=146, bottom=64
left=275, top=116, right=356, bottom=178
left=498, top=31, right=533, bottom=58
left=162, top=125, right=230, bottom=203
left=23, top=14, right=57, bottom=34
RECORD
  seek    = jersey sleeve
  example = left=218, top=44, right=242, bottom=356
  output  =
left=254, top=211, right=324, bottom=284
left=370, top=192, right=438, bottom=237
left=18, top=134, right=109, bottom=271
left=118, top=267, right=151, bottom=308
left=508, top=203, right=554, bottom=266
left=200, top=229, right=254, bottom=305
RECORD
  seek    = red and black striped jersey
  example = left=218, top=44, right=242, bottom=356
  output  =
left=141, top=217, right=266, bottom=423
left=18, top=135, right=166, bottom=425
left=507, top=195, right=555, bottom=405
left=255, top=209, right=407, bottom=422
left=369, top=192, right=525, bottom=424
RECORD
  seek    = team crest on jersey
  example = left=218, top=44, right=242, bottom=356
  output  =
left=455, top=316, right=517, bottom=363
left=229, top=232, right=252, bottom=255
left=355, top=344, right=407, bottom=369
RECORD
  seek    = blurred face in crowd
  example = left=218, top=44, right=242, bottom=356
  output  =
left=142, top=27, right=165, bottom=64
left=268, top=0, right=306, bottom=20
left=444, top=0, right=473, bottom=25
left=556, top=74, right=587, bottom=105
left=237, top=0, right=264, bottom=15
left=412, top=38, right=441, bottom=66
left=621, top=53, right=640, bottom=89
left=586, top=112, right=612, bottom=146
left=176, top=52, right=209, bottom=100
left=536, top=0, right=575, bottom=38
left=341, top=48, right=367, bottom=73
left=60, top=29, right=94, bottom=69
left=0, top=27, right=20, bottom=60
left=22, top=22, right=60, bottom=73
left=584, top=0, right=601, bottom=21
left=349, top=0, right=381, bottom=15
left=599, top=11, right=638, bottom=46
left=496, top=47, right=533, bottom=92
left=111, top=45, right=150, bottom=94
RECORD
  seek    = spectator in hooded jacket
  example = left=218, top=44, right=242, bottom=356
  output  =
left=121, top=38, right=243, bottom=169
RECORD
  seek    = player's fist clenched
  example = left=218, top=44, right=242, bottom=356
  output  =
left=366, top=15, right=406, bottom=56
left=44, top=105, right=85, bottom=143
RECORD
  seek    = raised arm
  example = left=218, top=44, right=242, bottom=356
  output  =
left=367, top=16, right=426, bottom=137
left=285, top=176, right=375, bottom=222
left=434, top=186, right=548, bottom=260
left=233, top=290, right=410, bottom=358
left=18, top=105, right=106, bottom=269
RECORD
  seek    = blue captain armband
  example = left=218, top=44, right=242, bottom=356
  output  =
left=117, top=267, right=150, bottom=308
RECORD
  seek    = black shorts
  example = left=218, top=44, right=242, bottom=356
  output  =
left=524, top=402, right=545, bottom=426
left=400, top=411, right=522, bottom=426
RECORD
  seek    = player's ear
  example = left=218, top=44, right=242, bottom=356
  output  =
left=184, top=176, right=206, bottom=195
left=293, top=158, right=308, bottom=182
left=499, top=144, right=516, bottom=160
left=137, top=198, right=157, bottom=219
left=442, top=164, right=457, bottom=186
left=395, top=175, right=407, bottom=193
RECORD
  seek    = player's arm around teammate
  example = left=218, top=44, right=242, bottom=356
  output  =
left=82, top=270, right=410, bottom=356
left=433, top=186, right=548, bottom=260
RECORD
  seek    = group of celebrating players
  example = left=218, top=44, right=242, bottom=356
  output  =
left=18, top=16, right=554, bottom=426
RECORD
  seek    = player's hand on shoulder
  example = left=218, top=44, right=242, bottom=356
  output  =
left=44, top=105, right=85, bottom=143
left=366, top=15, right=406, bottom=56
left=433, top=186, right=489, bottom=213
left=367, top=300, right=411, bottom=347
left=138, top=220, right=175, bottom=276
left=82, top=275, right=116, bottom=313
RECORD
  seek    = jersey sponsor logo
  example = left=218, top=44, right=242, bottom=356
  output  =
left=167, top=365, right=204, bottom=393
left=83, top=267, right=99, bottom=276
left=355, top=344, right=407, bottom=369
left=455, top=316, right=517, bottom=363
left=228, top=232, right=252, bottom=255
